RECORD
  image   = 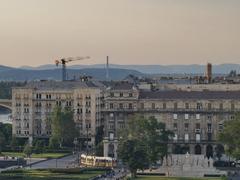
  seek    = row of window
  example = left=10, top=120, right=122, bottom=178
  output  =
left=107, top=102, right=237, bottom=110
left=173, top=113, right=234, bottom=120
left=110, top=92, right=133, bottom=98
left=109, top=103, right=133, bottom=109
left=173, top=123, right=223, bottom=132
left=16, top=130, right=29, bottom=135
left=140, top=102, right=236, bottom=110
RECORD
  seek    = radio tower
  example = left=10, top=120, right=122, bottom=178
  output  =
left=106, top=56, right=109, bottom=80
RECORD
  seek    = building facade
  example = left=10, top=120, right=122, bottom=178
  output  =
left=12, top=80, right=104, bottom=147
left=103, top=82, right=240, bottom=158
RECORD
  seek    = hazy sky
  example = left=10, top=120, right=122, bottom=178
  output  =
left=0, top=0, right=240, bottom=67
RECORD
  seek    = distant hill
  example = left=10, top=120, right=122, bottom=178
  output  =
left=0, top=65, right=15, bottom=72
left=20, top=63, right=240, bottom=74
left=0, top=68, right=143, bottom=81
left=0, top=63, right=239, bottom=81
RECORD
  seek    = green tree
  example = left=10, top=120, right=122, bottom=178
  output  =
left=49, top=136, right=60, bottom=149
left=215, top=144, right=225, bottom=161
left=95, top=141, right=103, bottom=156
left=218, top=113, right=240, bottom=159
left=50, top=107, right=78, bottom=148
left=10, top=136, right=18, bottom=151
left=0, top=123, right=12, bottom=152
left=0, top=131, right=6, bottom=153
left=95, top=125, right=104, bottom=146
left=23, top=144, right=32, bottom=158
left=34, top=140, right=45, bottom=154
left=118, top=139, right=149, bottom=178
left=118, top=115, right=173, bottom=177
left=95, top=125, right=104, bottom=156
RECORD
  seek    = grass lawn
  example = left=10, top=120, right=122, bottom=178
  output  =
left=0, top=169, right=106, bottom=180
left=1, top=152, right=68, bottom=159
left=133, top=176, right=227, bottom=180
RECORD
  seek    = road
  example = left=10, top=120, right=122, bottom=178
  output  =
left=29, top=154, right=78, bottom=169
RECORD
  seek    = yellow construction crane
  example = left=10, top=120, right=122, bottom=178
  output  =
left=55, top=56, right=90, bottom=81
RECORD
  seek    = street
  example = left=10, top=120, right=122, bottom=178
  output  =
left=29, top=154, right=78, bottom=169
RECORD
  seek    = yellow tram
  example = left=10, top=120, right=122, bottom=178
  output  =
left=80, top=154, right=117, bottom=168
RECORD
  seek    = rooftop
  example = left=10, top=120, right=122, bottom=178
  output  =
left=139, top=90, right=240, bottom=100
left=14, top=80, right=105, bottom=90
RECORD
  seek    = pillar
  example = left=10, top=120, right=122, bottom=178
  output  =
left=103, top=139, right=109, bottom=157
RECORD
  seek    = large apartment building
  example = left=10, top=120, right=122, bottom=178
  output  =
left=12, top=80, right=104, bottom=147
left=103, top=82, right=240, bottom=158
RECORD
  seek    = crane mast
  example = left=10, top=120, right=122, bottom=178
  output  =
left=55, top=56, right=90, bottom=81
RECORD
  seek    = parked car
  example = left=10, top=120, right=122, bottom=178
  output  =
left=214, top=160, right=236, bottom=167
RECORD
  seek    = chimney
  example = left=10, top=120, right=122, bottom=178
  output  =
left=206, top=63, right=212, bottom=83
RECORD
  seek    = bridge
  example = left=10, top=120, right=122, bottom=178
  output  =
left=0, top=99, right=12, bottom=110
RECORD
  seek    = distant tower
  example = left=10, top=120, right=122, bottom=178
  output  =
left=206, top=63, right=212, bottom=83
left=106, top=56, right=109, bottom=80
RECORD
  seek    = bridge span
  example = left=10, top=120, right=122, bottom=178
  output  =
left=0, top=99, right=12, bottom=110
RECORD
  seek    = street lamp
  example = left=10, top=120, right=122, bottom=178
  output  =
left=73, top=138, right=78, bottom=154
left=73, top=138, right=79, bottom=167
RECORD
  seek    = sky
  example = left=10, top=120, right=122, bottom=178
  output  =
left=0, top=0, right=240, bottom=67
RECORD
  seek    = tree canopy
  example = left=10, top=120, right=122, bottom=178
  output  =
left=218, top=113, right=240, bottom=159
left=0, top=123, right=12, bottom=152
left=117, top=115, right=173, bottom=177
left=50, top=107, right=78, bottom=148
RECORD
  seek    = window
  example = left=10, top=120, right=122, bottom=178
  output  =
left=36, top=93, right=42, bottom=99
left=196, top=114, right=200, bottom=120
left=207, top=133, right=212, bottom=141
left=119, top=103, right=123, bottom=109
left=109, top=133, right=114, bottom=140
left=196, top=123, right=200, bottom=130
left=140, top=103, right=144, bottom=109
left=230, top=115, right=235, bottom=120
left=196, top=134, right=201, bottom=142
left=56, top=101, right=61, bottom=106
left=218, top=123, right=223, bottom=132
left=152, top=103, right=155, bottom=109
left=208, top=103, right=212, bottom=110
left=231, top=103, right=235, bottom=110
left=173, top=123, right=177, bottom=130
left=207, top=115, right=212, bottom=120
left=129, top=103, right=133, bottom=109
left=110, top=93, right=114, bottom=97
left=110, top=103, right=114, bottom=109
left=174, top=102, right=178, bottom=110
left=173, top=134, right=178, bottom=141
left=207, top=123, right=212, bottom=132
left=197, top=103, right=202, bottom=110
left=163, top=103, right=166, bottom=109
left=184, top=134, right=189, bottom=141
left=184, top=123, right=189, bottom=131
left=173, top=114, right=178, bottom=120
left=185, top=103, right=189, bottom=109
left=120, top=93, right=123, bottom=97
left=219, top=103, right=223, bottom=110
left=185, top=114, right=189, bottom=120
left=129, top=93, right=133, bottom=97
left=46, top=94, right=51, bottom=99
